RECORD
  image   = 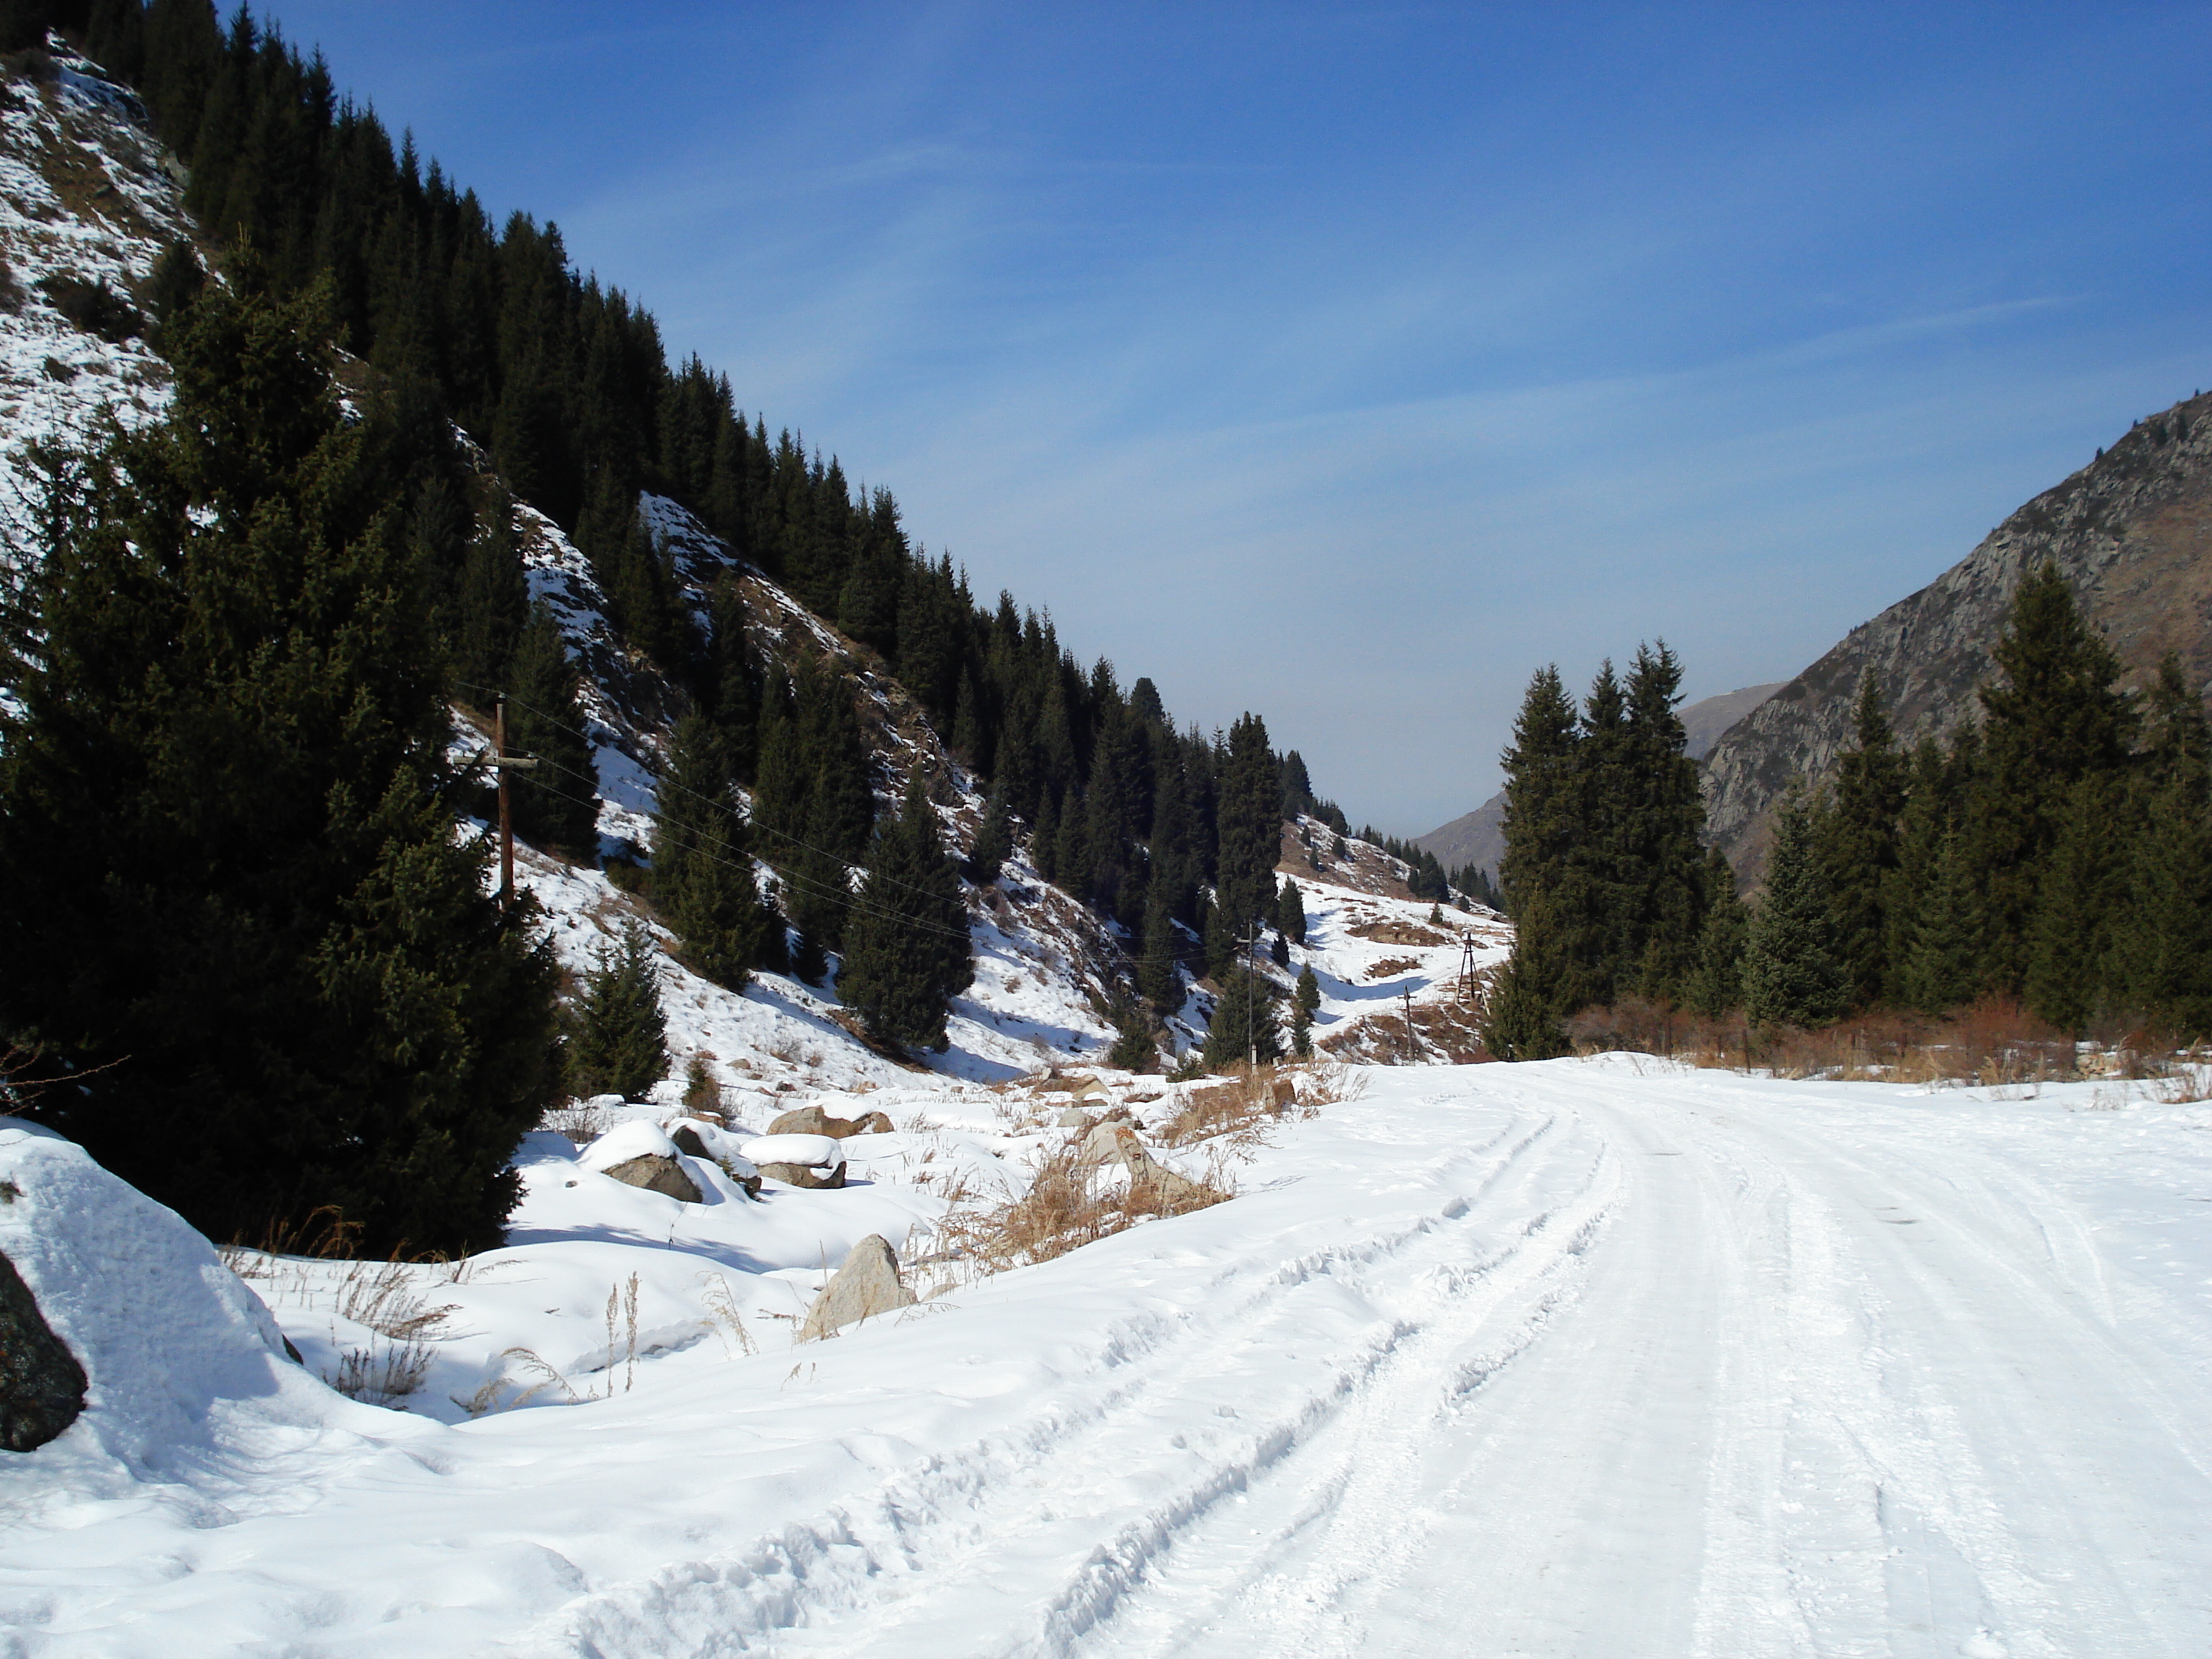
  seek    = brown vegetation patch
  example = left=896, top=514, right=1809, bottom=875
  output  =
left=1349, top=919, right=1448, bottom=947
left=1364, top=956, right=1422, bottom=981
left=922, top=1141, right=1227, bottom=1276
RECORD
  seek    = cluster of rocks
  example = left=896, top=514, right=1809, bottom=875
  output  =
left=578, top=1098, right=906, bottom=1202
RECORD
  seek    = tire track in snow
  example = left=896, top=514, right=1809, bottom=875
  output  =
left=495, top=1107, right=1611, bottom=1658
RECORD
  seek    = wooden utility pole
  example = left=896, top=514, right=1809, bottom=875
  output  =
left=488, top=696, right=540, bottom=910
left=1402, top=986, right=1417, bottom=1063
left=1460, top=935, right=1478, bottom=1004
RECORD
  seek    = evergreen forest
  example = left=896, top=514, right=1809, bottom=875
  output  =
left=1484, top=571, right=2212, bottom=1058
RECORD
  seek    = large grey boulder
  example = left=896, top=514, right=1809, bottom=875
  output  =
left=0, top=1244, right=85, bottom=1452
left=799, top=1235, right=914, bottom=1341
left=600, top=1154, right=703, bottom=1204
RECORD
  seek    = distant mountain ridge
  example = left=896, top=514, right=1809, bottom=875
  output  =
left=1415, top=681, right=1785, bottom=878
left=1702, top=390, right=2212, bottom=878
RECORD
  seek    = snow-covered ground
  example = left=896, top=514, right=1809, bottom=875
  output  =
left=7, top=1058, right=2208, bottom=1656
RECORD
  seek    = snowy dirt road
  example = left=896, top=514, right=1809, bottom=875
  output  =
left=752, top=1065, right=2212, bottom=1659
left=7, top=1061, right=2208, bottom=1658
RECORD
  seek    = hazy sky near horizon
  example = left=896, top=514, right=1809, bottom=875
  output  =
left=266, top=1, right=2212, bottom=834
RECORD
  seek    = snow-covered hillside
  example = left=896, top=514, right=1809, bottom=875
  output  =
left=7, top=1060, right=2208, bottom=1655
left=0, top=39, right=180, bottom=552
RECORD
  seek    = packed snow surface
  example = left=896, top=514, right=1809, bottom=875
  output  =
left=6, top=1059, right=2210, bottom=1656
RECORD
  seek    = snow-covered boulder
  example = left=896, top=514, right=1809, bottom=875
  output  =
left=739, top=1133, right=842, bottom=1168
left=577, top=1121, right=702, bottom=1202
left=0, top=1123, right=390, bottom=1485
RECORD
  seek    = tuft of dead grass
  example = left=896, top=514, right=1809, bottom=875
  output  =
left=917, top=1141, right=1228, bottom=1285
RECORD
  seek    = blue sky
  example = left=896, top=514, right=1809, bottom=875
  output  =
left=267, top=1, right=2212, bottom=833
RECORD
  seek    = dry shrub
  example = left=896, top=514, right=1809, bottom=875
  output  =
left=1586, top=995, right=2088, bottom=1087
left=920, top=1140, right=1228, bottom=1282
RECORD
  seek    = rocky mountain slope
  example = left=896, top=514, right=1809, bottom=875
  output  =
left=1414, top=681, right=1786, bottom=881
left=1702, top=391, right=2212, bottom=878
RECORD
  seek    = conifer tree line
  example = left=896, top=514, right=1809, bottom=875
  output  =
left=1483, top=572, right=2212, bottom=1058
left=1757, top=564, right=2212, bottom=1037
left=1480, top=643, right=1733, bottom=1059
left=18, top=0, right=1354, bottom=1020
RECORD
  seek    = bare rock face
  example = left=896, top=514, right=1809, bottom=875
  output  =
left=798, top=1235, right=914, bottom=1341
left=600, top=1154, right=703, bottom=1204
left=850, top=1110, right=896, bottom=1136
left=1703, top=392, right=2212, bottom=884
left=0, top=1245, right=86, bottom=1452
left=757, top=1161, right=847, bottom=1190
left=667, top=1124, right=711, bottom=1159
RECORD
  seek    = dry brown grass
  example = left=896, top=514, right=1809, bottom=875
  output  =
left=916, top=1141, right=1228, bottom=1283
left=1558, top=995, right=2212, bottom=1089
left=1366, top=956, right=1422, bottom=981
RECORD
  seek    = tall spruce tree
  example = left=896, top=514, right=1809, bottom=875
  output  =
left=1966, top=562, right=2134, bottom=991
left=1741, top=788, right=1847, bottom=1028
left=1899, top=829, right=1984, bottom=1015
left=0, top=279, right=559, bottom=1254
left=505, top=600, right=600, bottom=855
left=1619, top=642, right=1707, bottom=1000
left=1213, top=712, right=1283, bottom=959
left=1201, top=958, right=1281, bottom=1069
left=1488, top=665, right=1581, bottom=1054
left=1811, top=672, right=1905, bottom=1010
left=652, top=713, right=781, bottom=989
left=566, top=919, right=669, bottom=1100
left=837, top=775, right=974, bottom=1050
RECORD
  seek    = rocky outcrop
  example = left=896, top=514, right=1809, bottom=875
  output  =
left=1703, top=393, right=2212, bottom=881
left=0, top=1244, right=86, bottom=1452
left=798, top=1235, right=914, bottom=1340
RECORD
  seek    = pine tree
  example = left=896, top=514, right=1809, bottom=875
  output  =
left=505, top=601, right=599, bottom=855
left=2025, top=772, right=2129, bottom=1030
left=1685, top=850, right=1748, bottom=1016
left=837, top=775, right=974, bottom=1050
left=1291, top=964, right=1320, bottom=1058
left=1811, top=672, right=1904, bottom=1010
left=1899, top=830, right=1984, bottom=1015
left=566, top=920, right=668, bottom=1099
left=1201, top=958, right=1280, bottom=1069
left=966, top=784, right=1012, bottom=884
left=1275, top=878, right=1307, bottom=945
left=0, top=279, right=559, bottom=1254
left=1966, top=562, right=2135, bottom=992
left=1214, top=712, right=1282, bottom=943
left=652, top=713, right=780, bottom=989
left=1619, top=642, right=1707, bottom=1000
left=453, top=485, right=527, bottom=698
left=1490, top=665, right=1582, bottom=1048
left=1480, top=950, right=1570, bottom=1061
left=2117, top=778, right=2212, bottom=1038
left=1741, top=789, right=1847, bottom=1028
